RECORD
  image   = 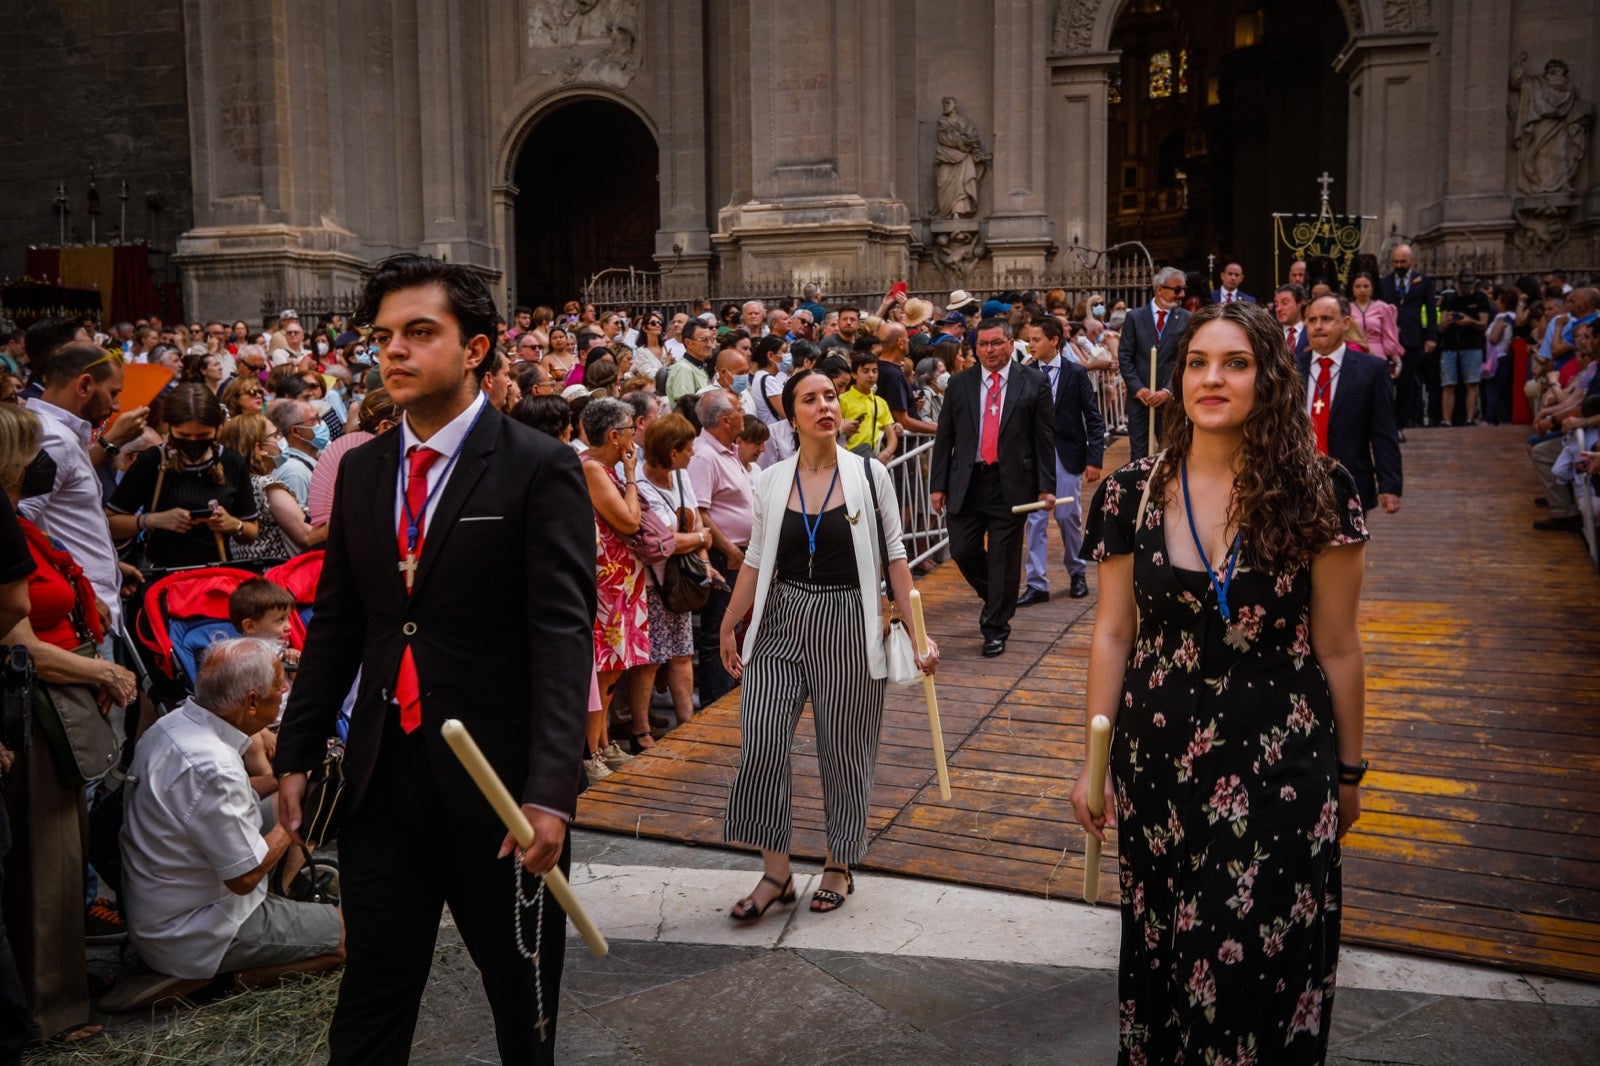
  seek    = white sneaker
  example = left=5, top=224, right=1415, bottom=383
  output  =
left=584, top=754, right=613, bottom=784
left=600, top=741, right=633, bottom=770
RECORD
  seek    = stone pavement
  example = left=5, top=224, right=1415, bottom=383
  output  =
left=406, top=829, right=1600, bottom=1064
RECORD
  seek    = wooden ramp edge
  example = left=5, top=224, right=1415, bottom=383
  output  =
left=576, top=426, right=1600, bottom=982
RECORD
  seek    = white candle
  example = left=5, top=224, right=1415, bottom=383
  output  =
left=1010, top=497, right=1072, bottom=515
left=440, top=719, right=608, bottom=958
left=908, top=590, right=951, bottom=800
left=1082, top=714, right=1112, bottom=905
left=1148, top=345, right=1159, bottom=454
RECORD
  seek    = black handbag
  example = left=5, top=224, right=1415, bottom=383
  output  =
left=657, top=471, right=712, bottom=614
left=297, top=736, right=347, bottom=850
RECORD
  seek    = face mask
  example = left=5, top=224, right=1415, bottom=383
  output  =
left=19, top=450, right=56, bottom=499
left=315, top=340, right=329, bottom=356
left=1092, top=304, right=1106, bottom=317
left=730, top=373, right=749, bottom=394
left=170, top=437, right=214, bottom=462
left=308, top=422, right=331, bottom=451
left=309, top=397, right=330, bottom=416
left=778, top=355, right=794, bottom=373
left=935, top=372, right=950, bottom=391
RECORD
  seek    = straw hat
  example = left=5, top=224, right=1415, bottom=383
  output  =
left=903, top=297, right=935, bottom=329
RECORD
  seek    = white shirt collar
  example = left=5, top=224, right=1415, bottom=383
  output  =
left=980, top=360, right=1013, bottom=385
left=1312, top=343, right=1347, bottom=368
left=27, top=397, right=93, bottom=445
left=180, top=698, right=252, bottom=756
left=401, top=389, right=487, bottom=456
left=1033, top=351, right=1062, bottom=371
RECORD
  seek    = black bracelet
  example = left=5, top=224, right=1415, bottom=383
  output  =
left=1337, top=758, right=1368, bottom=785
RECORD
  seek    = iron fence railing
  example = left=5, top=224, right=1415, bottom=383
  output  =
left=885, top=431, right=947, bottom=568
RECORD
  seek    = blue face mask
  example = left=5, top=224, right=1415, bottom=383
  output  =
left=309, top=421, right=331, bottom=451
left=730, top=373, right=750, bottom=394
left=778, top=355, right=794, bottom=373
left=1092, top=303, right=1106, bottom=317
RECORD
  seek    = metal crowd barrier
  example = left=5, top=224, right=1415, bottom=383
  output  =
left=886, top=431, right=948, bottom=568
left=1092, top=368, right=1128, bottom=437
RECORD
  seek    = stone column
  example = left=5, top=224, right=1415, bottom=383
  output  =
left=1335, top=31, right=1436, bottom=256
left=173, top=0, right=366, bottom=319
left=649, top=0, right=713, bottom=298
left=413, top=0, right=496, bottom=273
left=1047, top=51, right=1120, bottom=260
left=714, top=0, right=912, bottom=285
left=985, top=0, right=1055, bottom=274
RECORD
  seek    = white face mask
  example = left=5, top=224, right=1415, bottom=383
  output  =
left=315, top=340, right=329, bottom=356
left=935, top=372, right=950, bottom=391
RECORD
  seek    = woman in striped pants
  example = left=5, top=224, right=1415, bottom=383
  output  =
left=719, top=369, right=939, bottom=919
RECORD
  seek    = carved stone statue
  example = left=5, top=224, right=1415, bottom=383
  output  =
left=933, top=97, right=989, bottom=220
left=932, top=228, right=984, bottom=288
left=1509, top=53, right=1593, bottom=195
left=528, top=0, right=640, bottom=88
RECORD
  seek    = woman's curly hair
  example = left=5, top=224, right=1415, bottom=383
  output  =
left=1147, top=301, right=1341, bottom=571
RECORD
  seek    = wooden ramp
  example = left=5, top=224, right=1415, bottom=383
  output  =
left=576, top=426, right=1600, bottom=981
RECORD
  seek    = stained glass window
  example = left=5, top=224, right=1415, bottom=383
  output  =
left=1178, top=49, right=1189, bottom=94
left=1149, top=50, right=1172, bottom=99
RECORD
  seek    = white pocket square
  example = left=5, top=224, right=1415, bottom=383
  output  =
left=458, top=515, right=504, bottom=522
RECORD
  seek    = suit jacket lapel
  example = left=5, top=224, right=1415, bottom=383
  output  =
left=999, top=364, right=1023, bottom=432
left=966, top=369, right=984, bottom=447
left=412, top=410, right=499, bottom=597
left=370, top=429, right=404, bottom=599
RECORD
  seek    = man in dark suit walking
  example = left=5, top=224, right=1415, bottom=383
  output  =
left=1377, top=242, right=1439, bottom=429
left=1211, top=261, right=1257, bottom=305
left=931, top=317, right=1056, bottom=657
left=1018, top=316, right=1104, bottom=605
left=1300, top=293, right=1403, bottom=515
left=1118, top=267, right=1191, bottom=460
left=275, top=255, right=595, bottom=1065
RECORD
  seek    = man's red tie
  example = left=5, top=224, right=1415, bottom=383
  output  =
left=1312, top=357, right=1333, bottom=455
left=395, top=445, right=441, bottom=733
left=1286, top=326, right=1295, bottom=346
left=1155, top=309, right=1167, bottom=336
left=980, top=371, right=1001, bottom=464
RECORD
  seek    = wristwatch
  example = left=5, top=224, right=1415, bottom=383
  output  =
left=97, top=436, right=120, bottom=457
left=1336, top=758, right=1369, bottom=785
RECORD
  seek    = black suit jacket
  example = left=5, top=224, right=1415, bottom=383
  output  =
left=930, top=362, right=1055, bottom=513
left=1377, top=271, right=1438, bottom=349
left=1210, top=289, right=1257, bottom=305
left=1037, top=359, right=1105, bottom=475
left=275, top=402, right=597, bottom=824
left=1298, top=350, right=1403, bottom=511
left=1118, top=303, right=1191, bottom=397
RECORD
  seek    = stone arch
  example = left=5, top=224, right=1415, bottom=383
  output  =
left=495, top=85, right=660, bottom=188
left=1050, top=0, right=1387, bottom=56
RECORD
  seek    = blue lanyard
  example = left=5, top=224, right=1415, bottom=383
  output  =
left=1179, top=461, right=1242, bottom=623
left=399, top=398, right=488, bottom=553
left=794, top=462, right=840, bottom=576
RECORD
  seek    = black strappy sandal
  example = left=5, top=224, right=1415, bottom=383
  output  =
left=809, top=865, right=855, bottom=913
left=630, top=731, right=655, bottom=754
left=729, top=874, right=796, bottom=921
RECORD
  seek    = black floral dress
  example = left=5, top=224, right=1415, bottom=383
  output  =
left=1083, top=456, right=1369, bottom=1066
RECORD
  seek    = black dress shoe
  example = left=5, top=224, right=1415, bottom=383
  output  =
left=1534, top=496, right=1549, bottom=507
left=1017, top=587, right=1050, bottom=607
left=1069, top=574, right=1090, bottom=599
left=982, top=638, right=1006, bottom=657
left=1533, top=514, right=1584, bottom=532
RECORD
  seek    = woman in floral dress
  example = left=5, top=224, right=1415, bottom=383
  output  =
left=579, top=398, right=650, bottom=777
left=1073, top=301, right=1370, bottom=1065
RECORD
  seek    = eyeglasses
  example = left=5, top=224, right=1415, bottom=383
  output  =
left=1160, top=285, right=1186, bottom=294
left=241, top=389, right=264, bottom=398
left=976, top=339, right=1012, bottom=349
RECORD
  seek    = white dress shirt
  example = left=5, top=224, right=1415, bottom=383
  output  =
left=1306, top=344, right=1347, bottom=416
left=20, top=398, right=122, bottom=627
left=395, top=390, right=487, bottom=532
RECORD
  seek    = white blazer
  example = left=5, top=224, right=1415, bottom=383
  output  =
left=740, top=445, right=907, bottom=679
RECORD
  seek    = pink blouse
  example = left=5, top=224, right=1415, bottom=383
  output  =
left=1352, top=300, right=1401, bottom=360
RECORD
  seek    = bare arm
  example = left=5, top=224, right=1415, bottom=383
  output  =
left=265, top=484, right=317, bottom=552
left=584, top=458, right=641, bottom=534
left=223, top=823, right=293, bottom=896
left=1308, top=542, right=1367, bottom=837
left=1, top=615, right=136, bottom=706
left=1069, top=553, right=1135, bottom=841
left=0, top=577, right=27, bottom=638
left=716, top=561, right=762, bottom=680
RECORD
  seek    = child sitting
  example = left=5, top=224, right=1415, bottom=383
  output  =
left=228, top=578, right=299, bottom=798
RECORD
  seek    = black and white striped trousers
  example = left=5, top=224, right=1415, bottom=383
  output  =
left=724, top=579, right=888, bottom=865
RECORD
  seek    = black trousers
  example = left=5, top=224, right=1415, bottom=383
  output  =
left=694, top=546, right=741, bottom=707
left=1126, top=400, right=1162, bottom=462
left=947, top=464, right=1026, bottom=642
left=329, top=716, right=570, bottom=1066
left=0, top=784, right=29, bottom=1066
left=1395, top=345, right=1424, bottom=428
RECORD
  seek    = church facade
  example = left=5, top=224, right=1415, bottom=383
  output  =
left=5, top=1, right=1596, bottom=319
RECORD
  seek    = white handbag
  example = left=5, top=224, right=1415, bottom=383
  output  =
left=885, top=617, right=921, bottom=687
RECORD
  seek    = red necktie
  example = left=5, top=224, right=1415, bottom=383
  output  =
left=395, top=445, right=441, bottom=733
left=1286, top=326, right=1295, bottom=346
left=1155, top=309, right=1167, bottom=336
left=1224, top=291, right=1232, bottom=303
left=980, top=372, right=1001, bottom=464
left=1312, top=357, right=1333, bottom=455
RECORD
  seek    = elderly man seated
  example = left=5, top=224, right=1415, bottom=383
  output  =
left=120, top=638, right=343, bottom=985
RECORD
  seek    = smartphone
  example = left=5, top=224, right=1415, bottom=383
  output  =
left=188, top=508, right=215, bottom=520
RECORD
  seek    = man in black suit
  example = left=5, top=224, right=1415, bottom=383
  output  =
left=1273, top=283, right=1313, bottom=357
left=1118, top=267, right=1191, bottom=460
left=931, top=318, right=1056, bottom=656
left=1377, top=242, right=1439, bottom=429
left=275, top=256, right=595, bottom=1065
left=1211, top=261, right=1257, bottom=305
left=1019, top=316, right=1104, bottom=605
left=1300, top=293, right=1403, bottom=515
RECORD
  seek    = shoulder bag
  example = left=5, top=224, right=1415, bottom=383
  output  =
left=32, top=642, right=118, bottom=786
left=862, top=455, right=920, bottom=686
left=584, top=454, right=675, bottom=566
left=655, top=471, right=711, bottom=614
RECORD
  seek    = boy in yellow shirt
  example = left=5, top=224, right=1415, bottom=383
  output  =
left=837, top=349, right=900, bottom=463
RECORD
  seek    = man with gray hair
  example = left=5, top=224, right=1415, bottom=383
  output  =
left=121, top=638, right=343, bottom=990
left=266, top=398, right=321, bottom=507
left=689, top=389, right=754, bottom=705
left=1118, top=266, right=1191, bottom=460
left=799, top=283, right=826, bottom=327
left=741, top=300, right=768, bottom=336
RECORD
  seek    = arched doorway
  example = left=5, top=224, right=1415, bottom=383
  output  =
left=1105, top=0, right=1350, bottom=286
left=512, top=99, right=659, bottom=307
